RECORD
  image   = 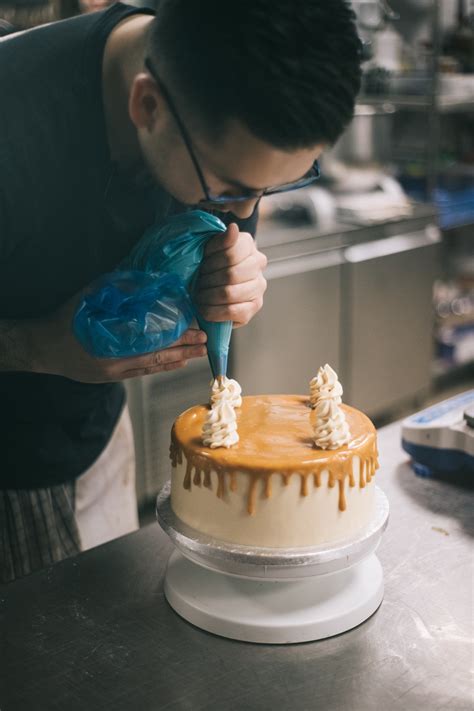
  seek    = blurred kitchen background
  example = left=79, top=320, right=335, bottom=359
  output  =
left=2, top=0, right=472, bottom=514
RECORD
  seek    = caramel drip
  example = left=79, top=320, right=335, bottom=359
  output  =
left=300, top=475, right=309, bottom=497
left=367, top=457, right=374, bottom=483
left=264, top=475, right=272, bottom=499
left=169, top=441, right=178, bottom=468
left=183, top=460, right=193, bottom=490
left=338, top=479, right=346, bottom=511
left=169, top=443, right=176, bottom=468
left=348, top=467, right=355, bottom=488
left=248, top=478, right=259, bottom=515
left=216, top=471, right=226, bottom=499
left=171, top=396, right=379, bottom=515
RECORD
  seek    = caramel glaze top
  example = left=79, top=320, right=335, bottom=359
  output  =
left=170, top=395, right=379, bottom=514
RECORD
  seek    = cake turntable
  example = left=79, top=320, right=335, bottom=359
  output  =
left=156, top=482, right=389, bottom=644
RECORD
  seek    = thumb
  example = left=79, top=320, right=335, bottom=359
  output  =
left=204, top=222, right=240, bottom=256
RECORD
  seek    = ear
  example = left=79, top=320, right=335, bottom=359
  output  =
left=129, top=73, right=166, bottom=132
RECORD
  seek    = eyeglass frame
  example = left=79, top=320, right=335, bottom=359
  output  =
left=144, top=57, right=321, bottom=206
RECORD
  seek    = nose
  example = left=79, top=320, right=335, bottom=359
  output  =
left=224, top=197, right=260, bottom=220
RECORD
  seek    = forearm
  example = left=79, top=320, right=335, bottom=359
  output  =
left=0, top=319, right=35, bottom=372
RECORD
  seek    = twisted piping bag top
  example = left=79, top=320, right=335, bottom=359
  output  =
left=125, top=209, right=232, bottom=377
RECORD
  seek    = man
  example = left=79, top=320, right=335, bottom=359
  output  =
left=0, top=0, right=361, bottom=582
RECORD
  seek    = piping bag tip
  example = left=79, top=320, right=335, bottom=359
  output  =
left=197, top=317, right=232, bottom=380
left=208, top=351, right=228, bottom=380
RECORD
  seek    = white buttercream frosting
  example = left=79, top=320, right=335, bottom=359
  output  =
left=310, top=364, right=351, bottom=450
left=210, top=377, right=242, bottom=408
left=203, top=377, right=241, bottom=448
left=310, top=363, right=343, bottom=408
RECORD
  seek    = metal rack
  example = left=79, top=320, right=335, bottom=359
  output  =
left=357, top=1, right=474, bottom=381
left=358, top=0, right=474, bottom=198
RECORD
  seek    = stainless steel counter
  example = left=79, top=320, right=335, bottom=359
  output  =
left=1, top=420, right=472, bottom=711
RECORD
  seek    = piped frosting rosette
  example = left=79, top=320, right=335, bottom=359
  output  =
left=202, top=377, right=242, bottom=448
left=310, top=364, right=351, bottom=450
left=310, top=363, right=343, bottom=408
left=210, top=377, right=242, bottom=408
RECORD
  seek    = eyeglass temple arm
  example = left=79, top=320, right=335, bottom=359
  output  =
left=144, top=59, right=211, bottom=202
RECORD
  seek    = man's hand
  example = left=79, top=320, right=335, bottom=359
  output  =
left=7, top=296, right=208, bottom=383
left=196, top=222, right=267, bottom=328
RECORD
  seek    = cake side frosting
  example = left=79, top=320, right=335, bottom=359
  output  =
left=170, top=395, right=379, bottom=516
left=171, top=463, right=375, bottom=547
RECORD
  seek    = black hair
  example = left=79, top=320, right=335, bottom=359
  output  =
left=149, top=0, right=362, bottom=149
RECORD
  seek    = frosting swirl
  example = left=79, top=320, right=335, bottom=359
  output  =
left=310, top=364, right=351, bottom=450
left=210, top=376, right=242, bottom=408
left=310, top=363, right=343, bottom=408
left=203, top=377, right=241, bottom=448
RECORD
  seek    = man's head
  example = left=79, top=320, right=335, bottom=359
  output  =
left=128, top=0, right=362, bottom=217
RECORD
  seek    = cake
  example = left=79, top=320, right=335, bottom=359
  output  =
left=170, top=370, right=379, bottom=549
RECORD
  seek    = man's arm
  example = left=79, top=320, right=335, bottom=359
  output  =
left=0, top=301, right=208, bottom=381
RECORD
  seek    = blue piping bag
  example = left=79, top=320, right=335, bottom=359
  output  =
left=125, top=210, right=232, bottom=378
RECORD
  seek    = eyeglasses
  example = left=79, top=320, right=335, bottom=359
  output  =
left=144, top=58, right=321, bottom=206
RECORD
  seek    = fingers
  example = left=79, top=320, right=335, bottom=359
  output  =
left=197, top=296, right=264, bottom=327
left=200, top=231, right=256, bottom=274
left=172, top=328, right=207, bottom=346
left=96, top=329, right=207, bottom=381
left=119, top=359, right=189, bottom=380
left=196, top=227, right=267, bottom=329
left=198, top=251, right=267, bottom=289
left=119, top=341, right=207, bottom=376
left=73, top=339, right=206, bottom=383
left=204, top=222, right=240, bottom=256
left=196, top=273, right=267, bottom=308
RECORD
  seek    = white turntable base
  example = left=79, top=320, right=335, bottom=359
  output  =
left=164, top=550, right=384, bottom=644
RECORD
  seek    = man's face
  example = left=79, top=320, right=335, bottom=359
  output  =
left=129, top=74, right=324, bottom=219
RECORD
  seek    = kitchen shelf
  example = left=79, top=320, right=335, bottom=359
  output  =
left=358, top=95, right=474, bottom=113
